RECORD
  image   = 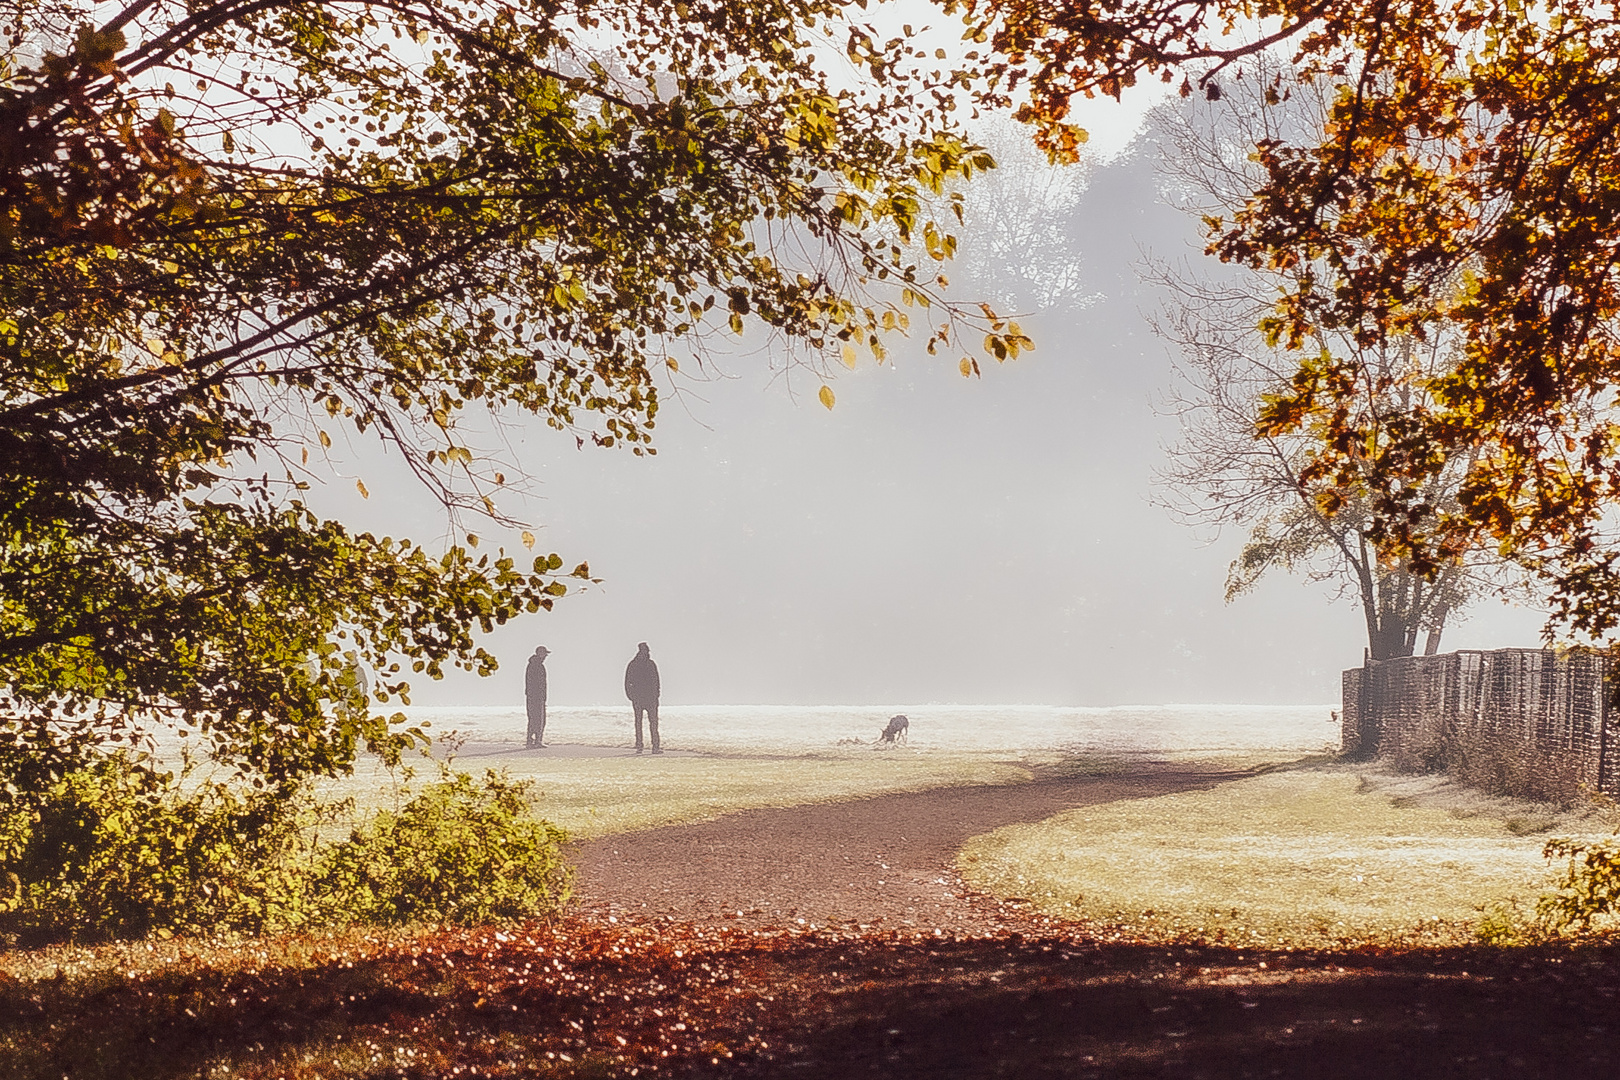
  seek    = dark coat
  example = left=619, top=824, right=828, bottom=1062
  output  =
left=624, top=653, right=660, bottom=704
left=525, top=654, right=548, bottom=705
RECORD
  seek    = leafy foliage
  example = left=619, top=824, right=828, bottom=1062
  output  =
left=1149, top=83, right=1520, bottom=659
left=0, top=751, right=569, bottom=943
left=0, top=751, right=322, bottom=942
left=958, top=0, right=1620, bottom=638
left=1, top=0, right=1004, bottom=783
left=314, top=766, right=571, bottom=928
left=1535, top=836, right=1620, bottom=938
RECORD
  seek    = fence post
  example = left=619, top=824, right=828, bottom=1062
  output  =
left=1342, top=662, right=1375, bottom=760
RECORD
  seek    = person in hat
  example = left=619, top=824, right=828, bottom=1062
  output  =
left=525, top=646, right=550, bottom=748
left=624, top=642, right=661, bottom=754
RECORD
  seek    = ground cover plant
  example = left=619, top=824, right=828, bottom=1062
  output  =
left=957, top=764, right=1617, bottom=947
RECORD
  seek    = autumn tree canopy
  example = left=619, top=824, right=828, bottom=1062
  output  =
left=956, top=0, right=1620, bottom=639
left=1158, top=264, right=1497, bottom=661
left=1150, top=75, right=1530, bottom=661
left=0, top=0, right=1002, bottom=785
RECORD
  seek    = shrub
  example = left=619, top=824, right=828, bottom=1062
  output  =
left=1534, top=837, right=1620, bottom=937
left=314, top=767, right=571, bottom=927
left=1475, top=899, right=1528, bottom=945
left=0, top=753, right=571, bottom=943
left=1391, top=720, right=1588, bottom=806
left=0, top=753, right=319, bottom=943
left=1476, top=835, right=1620, bottom=944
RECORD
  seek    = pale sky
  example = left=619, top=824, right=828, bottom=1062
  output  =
left=306, top=95, right=1546, bottom=709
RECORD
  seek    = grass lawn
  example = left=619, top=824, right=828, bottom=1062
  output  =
left=958, top=762, right=1618, bottom=947
left=324, top=747, right=1037, bottom=839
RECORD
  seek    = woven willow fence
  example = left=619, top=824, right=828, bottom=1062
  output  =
left=1341, top=648, right=1620, bottom=803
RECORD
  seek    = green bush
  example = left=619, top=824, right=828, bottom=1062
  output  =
left=315, top=767, right=572, bottom=926
left=1475, top=899, right=1526, bottom=945
left=0, top=753, right=319, bottom=942
left=0, top=754, right=570, bottom=943
left=1535, top=837, right=1620, bottom=936
left=1475, top=836, right=1620, bottom=944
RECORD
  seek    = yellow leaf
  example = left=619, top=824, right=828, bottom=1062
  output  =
left=841, top=344, right=857, bottom=369
left=818, top=385, right=836, bottom=410
left=666, top=357, right=679, bottom=372
left=959, top=357, right=973, bottom=377
left=319, top=430, right=331, bottom=449
left=356, top=479, right=369, bottom=498
left=521, top=531, right=536, bottom=549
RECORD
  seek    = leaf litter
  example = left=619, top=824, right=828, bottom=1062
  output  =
left=7, top=914, right=1620, bottom=1079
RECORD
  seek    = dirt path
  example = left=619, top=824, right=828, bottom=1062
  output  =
left=573, top=764, right=1242, bottom=932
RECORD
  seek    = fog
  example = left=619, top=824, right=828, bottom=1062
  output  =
left=304, top=104, right=1545, bottom=709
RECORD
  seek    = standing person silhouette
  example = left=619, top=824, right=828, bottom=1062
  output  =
left=525, top=646, right=549, bottom=748
left=624, top=642, right=661, bottom=754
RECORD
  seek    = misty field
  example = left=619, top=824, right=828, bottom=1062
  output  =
left=305, top=701, right=1330, bottom=842
left=958, top=763, right=1617, bottom=947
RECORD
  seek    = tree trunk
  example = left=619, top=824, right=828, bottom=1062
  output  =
left=1369, top=620, right=1416, bottom=660
left=1365, top=569, right=1423, bottom=660
left=1422, top=602, right=1451, bottom=655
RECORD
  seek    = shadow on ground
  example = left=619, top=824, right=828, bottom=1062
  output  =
left=4, top=922, right=1616, bottom=1079
left=735, top=936, right=1611, bottom=1079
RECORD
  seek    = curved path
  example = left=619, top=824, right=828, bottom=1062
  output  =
left=573, top=764, right=1244, bottom=932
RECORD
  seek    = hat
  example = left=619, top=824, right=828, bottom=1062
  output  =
left=534, top=645, right=550, bottom=656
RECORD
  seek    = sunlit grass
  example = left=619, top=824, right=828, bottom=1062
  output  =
left=316, top=743, right=1315, bottom=843
left=958, top=762, right=1619, bottom=947
left=324, top=748, right=1037, bottom=840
